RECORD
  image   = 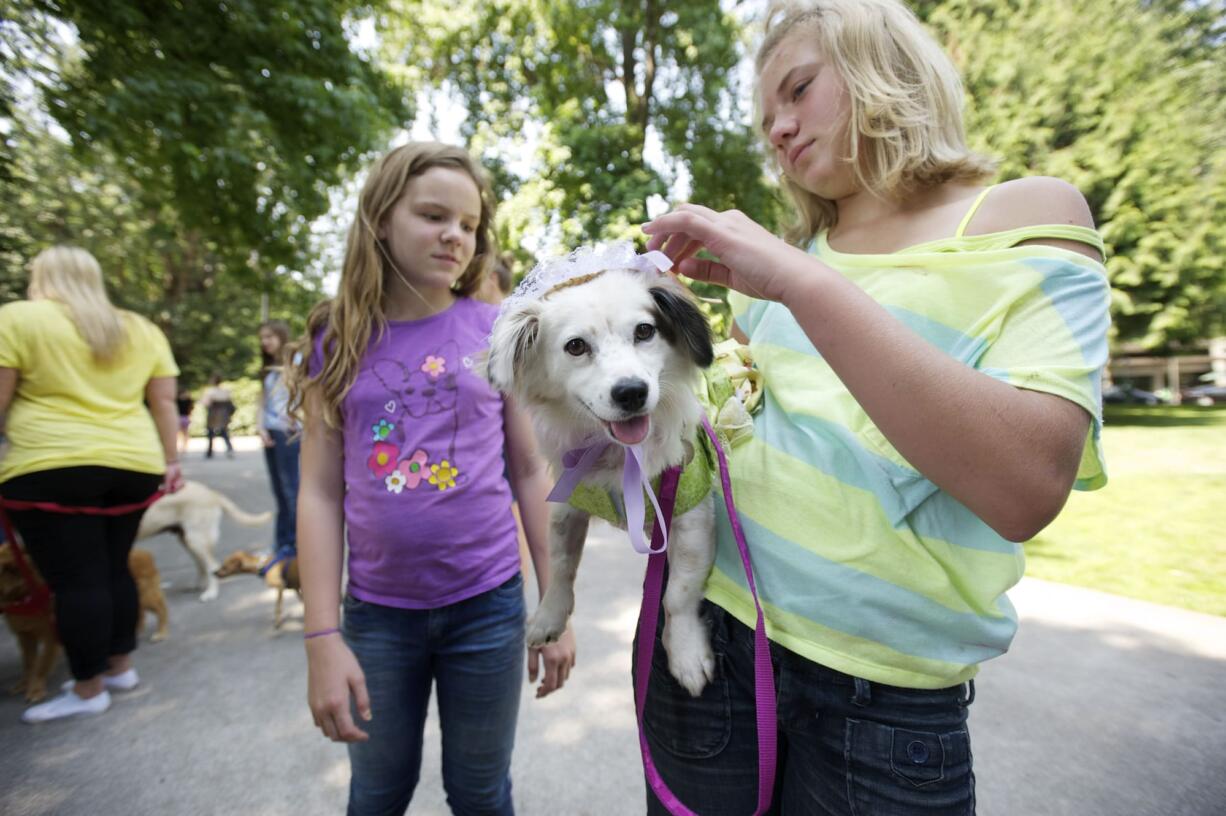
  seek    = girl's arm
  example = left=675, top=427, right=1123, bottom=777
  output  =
left=145, top=376, right=184, bottom=493
left=644, top=179, right=1096, bottom=542
left=299, top=391, right=371, bottom=741
left=503, top=394, right=577, bottom=698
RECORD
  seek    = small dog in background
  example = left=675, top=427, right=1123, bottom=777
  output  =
left=0, top=544, right=169, bottom=700
left=215, top=550, right=301, bottom=629
left=129, top=547, right=170, bottom=643
left=487, top=247, right=719, bottom=696
left=136, top=480, right=272, bottom=602
left=0, top=541, right=59, bottom=702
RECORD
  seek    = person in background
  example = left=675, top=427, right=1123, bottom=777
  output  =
left=257, top=319, right=300, bottom=559
left=200, top=373, right=235, bottom=459
left=0, top=245, right=182, bottom=724
left=175, top=387, right=195, bottom=454
left=639, top=0, right=1111, bottom=811
left=475, top=251, right=515, bottom=306
left=289, top=141, right=575, bottom=815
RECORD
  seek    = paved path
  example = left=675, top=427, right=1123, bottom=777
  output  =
left=1, top=441, right=1222, bottom=815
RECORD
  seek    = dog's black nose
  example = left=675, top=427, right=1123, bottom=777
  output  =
left=610, top=378, right=648, bottom=412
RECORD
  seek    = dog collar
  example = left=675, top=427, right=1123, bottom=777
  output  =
left=546, top=439, right=672, bottom=554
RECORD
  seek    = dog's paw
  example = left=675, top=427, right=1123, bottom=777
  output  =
left=664, top=619, right=715, bottom=698
left=525, top=608, right=569, bottom=648
left=150, top=630, right=168, bottom=643
left=24, top=685, right=48, bottom=703
left=198, top=585, right=219, bottom=602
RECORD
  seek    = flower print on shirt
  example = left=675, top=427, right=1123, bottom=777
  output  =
left=398, top=449, right=429, bottom=489
left=367, top=339, right=472, bottom=495
left=421, top=355, right=446, bottom=378
left=367, top=441, right=399, bottom=478
left=385, top=469, right=408, bottom=494
left=428, top=460, right=460, bottom=491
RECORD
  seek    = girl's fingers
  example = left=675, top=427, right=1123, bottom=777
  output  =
left=351, top=675, right=372, bottom=722
left=676, top=257, right=733, bottom=288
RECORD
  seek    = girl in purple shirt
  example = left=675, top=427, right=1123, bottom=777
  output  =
left=290, top=142, right=576, bottom=816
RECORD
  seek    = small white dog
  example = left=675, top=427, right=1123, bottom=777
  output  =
left=136, top=480, right=273, bottom=601
left=487, top=246, right=718, bottom=696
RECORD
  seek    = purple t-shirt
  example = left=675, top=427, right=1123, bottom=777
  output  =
left=313, top=297, right=521, bottom=608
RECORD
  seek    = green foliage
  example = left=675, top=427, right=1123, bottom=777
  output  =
left=380, top=0, right=781, bottom=277
left=926, top=0, right=1226, bottom=349
left=33, top=0, right=410, bottom=277
left=1, top=0, right=409, bottom=382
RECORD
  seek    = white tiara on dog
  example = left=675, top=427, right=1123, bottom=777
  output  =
left=497, top=241, right=673, bottom=320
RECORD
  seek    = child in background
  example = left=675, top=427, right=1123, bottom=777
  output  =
left=288, top=141, right=575, bottom=816
left=256, top=320, right=299, bottom=559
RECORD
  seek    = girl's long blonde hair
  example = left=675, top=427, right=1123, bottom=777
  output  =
left=288, top=142, right=498, bottom=429
left=758, top=0, right=996, bottom=243
left=28, top=246, right=130, bottom=362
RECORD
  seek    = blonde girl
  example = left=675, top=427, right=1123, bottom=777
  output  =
left=640, top=1, right=1111, bottom=812
left=290, top=142, right=575, bottom=816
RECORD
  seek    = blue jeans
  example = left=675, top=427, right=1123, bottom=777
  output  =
left=636, top=600, right=976, bottom=815
left=343, top=573, right=526, bottom=816
left=262, top=429, right=300, bottom=554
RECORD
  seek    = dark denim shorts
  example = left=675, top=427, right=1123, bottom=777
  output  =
left=635, top=600, right=976, bottom=815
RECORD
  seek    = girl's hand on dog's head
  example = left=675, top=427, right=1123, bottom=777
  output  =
left=642, top=204, right=809, bottom=304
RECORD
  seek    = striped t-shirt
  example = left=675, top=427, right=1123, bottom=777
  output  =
left=706, top=222, right=1111, bottom=689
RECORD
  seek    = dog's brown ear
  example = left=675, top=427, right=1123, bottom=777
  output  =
left=485, top=300, right=542, bottom=393
left=650, top=285, right=714, bottom=368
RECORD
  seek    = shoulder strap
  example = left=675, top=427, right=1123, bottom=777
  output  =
left=954, top=186, right=995, bottom=238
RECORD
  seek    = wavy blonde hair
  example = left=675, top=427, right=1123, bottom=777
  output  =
left=758, top=0, right=996, bottom=243
left=28, top=246, right=130, bottom=362
left=288, top=142, right=498, bottom=429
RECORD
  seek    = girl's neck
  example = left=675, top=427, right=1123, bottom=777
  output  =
left=382, top=281, right=458, bottom=322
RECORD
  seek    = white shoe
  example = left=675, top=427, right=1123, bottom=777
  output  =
left=61, top=668, right=139, bottom=694
left=22, top=689, right=111, bottom=723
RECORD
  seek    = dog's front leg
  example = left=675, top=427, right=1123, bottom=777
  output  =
left=662, top=494, right=717, bottom=697
left=525, top=504, right=590, bottom=647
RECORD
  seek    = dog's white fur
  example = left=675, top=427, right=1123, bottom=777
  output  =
left=488, top=269, right=717, bottom=696
left=136, top=480, right=273, bottom=601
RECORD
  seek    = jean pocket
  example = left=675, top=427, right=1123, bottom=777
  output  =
left=643, top=640, right=732, bottom=760
left=846, top=719, right=974, bottom=815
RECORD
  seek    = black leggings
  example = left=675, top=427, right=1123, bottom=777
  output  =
left=1, top=466, right=162, bottom=680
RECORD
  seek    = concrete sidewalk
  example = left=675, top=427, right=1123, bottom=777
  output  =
left=1, top=443, right=1222, bottom=815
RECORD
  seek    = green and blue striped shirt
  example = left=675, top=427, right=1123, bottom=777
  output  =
left=707, top=221, right=1110, bottom=688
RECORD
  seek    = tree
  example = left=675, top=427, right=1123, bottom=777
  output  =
left=0, top=110, right=321, bottom=386
left=11, top=0, right=410, bottom=281
left=380, top=0, right=783, bottom=261
left=925, top=0, right=1226, bottom=348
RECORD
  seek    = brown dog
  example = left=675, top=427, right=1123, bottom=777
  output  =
left=0, top=542, right=59, bottom=702
left=1, top=544, right=170, bottom=700
left=129, top=547, right=170, bottom=643
left=215, top=550, right=301, bottom=629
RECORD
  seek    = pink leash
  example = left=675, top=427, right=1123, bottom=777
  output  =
left=633, top=414, right=777, bottom=815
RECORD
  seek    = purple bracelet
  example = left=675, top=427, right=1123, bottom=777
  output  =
left=303, top=627, right=340, bottom=640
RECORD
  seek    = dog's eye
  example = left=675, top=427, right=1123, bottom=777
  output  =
left=634, top=323, right=656, bottom=342
left=564, top=338, right=588, bottom=356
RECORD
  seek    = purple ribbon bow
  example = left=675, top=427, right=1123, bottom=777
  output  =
left=546, top=440, right=669, bottom=554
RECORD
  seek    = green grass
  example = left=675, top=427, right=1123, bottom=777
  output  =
left=1025, top=404, right=1226, bottom=616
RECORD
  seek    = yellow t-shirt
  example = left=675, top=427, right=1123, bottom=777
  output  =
left=0, top=299, right=179, bottom=482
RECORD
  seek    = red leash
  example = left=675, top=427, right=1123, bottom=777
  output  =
left=0, top=490, right=164, bottom=617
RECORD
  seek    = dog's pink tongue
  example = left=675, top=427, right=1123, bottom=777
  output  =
left=610, top=416, right=650, bottom=445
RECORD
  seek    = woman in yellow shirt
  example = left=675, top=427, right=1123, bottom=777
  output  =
left=0, top=246, right=182, bottom=724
